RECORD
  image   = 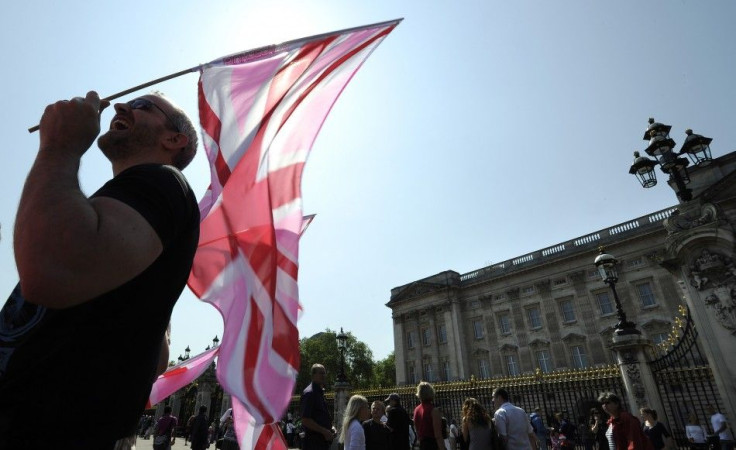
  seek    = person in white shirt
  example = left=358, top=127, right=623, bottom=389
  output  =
left=493, top=387, right=537, bottom=450
left=340, top=395, right=371, bottom=450
left=685, top=413, right=707, bottom=449
left=707, top=405, right=734, bottom=450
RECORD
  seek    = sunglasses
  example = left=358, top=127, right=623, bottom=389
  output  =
left=127, top=98, right=180, bottom=132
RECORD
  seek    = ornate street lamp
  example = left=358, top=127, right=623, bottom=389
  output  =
left=629, top=118, right=713, bottom=202
left=594, top=249, right=640, bottom=335
left=213, top=335, right=220, bottom=347
left=336, top=327, right=348, bottom=383
left=184, top=345, right=191, bottom=359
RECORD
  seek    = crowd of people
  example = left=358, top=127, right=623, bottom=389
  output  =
left=296, top=364, right=733, bottom=450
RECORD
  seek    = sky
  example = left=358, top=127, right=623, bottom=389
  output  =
left=2, top=1, right=736, bottom=364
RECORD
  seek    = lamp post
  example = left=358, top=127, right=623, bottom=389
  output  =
left=336, top=327, right=348, bottom=383
left=629, top=118, right=713, bottom=202
left=594, top=249, right=640, bottom=335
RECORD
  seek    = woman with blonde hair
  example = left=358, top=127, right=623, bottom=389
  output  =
left=413, top=381, right=445, bottom=450
left=340, top=395, right=371, bottom=450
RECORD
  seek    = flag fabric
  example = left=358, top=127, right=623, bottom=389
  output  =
left=148, top=345, right=220, bottom=407
left=187, top=19, right=401, bottom=449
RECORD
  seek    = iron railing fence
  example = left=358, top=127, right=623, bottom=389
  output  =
left=289, top=365, right=627, bottom=447
left=649, top=305, right=724, bottom=450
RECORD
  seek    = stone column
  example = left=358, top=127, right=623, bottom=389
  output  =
left=333, top=381, right=352, bottom=450
left=196, top=381, right=213, bottom=413
left=170, top=391, right=182, bottom=420
left=155, top=401, right=166, bottom=420
left=220, top=392, right=232, bottom=422
left=657, top=200, right=736, bottom=424
left=426, top=307, right=441, bottom=381
left=448, top=297, right=467, bottom=379
left=393, top=313, right=407, bottom=384
left=609, top=333, right=665, bottom=415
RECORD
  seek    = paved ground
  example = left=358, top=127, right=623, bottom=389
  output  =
left=133, top=439, right=299, bottom=450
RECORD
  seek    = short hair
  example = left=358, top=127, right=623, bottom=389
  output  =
left=597, top=392, right=620, bottom=405
left=493, top=388, right=509, bottom=402
left=164, top=406, right=172, bottom=414
left=311, top=364, right=326, bottom=375
left=416, top=381, right=436, bottom=402
left=640, top=407, right=657, bottom=420
left=371, top=401, right=386, bottom=414
left=199, top=405, right=208, bottom=413
left=150, top=91, right=198, bottom=170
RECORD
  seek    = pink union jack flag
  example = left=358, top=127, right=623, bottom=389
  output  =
left=187, top=19, right=401, bottom=449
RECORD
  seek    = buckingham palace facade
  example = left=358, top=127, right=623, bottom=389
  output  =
left=387, top=150, right=736, bottom=386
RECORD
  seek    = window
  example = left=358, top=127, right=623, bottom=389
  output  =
left=407, top=331, right=416, bottom=349
left=596, top=292, right=614, bottom=315
left=424, top=362, right=433, bottom=381
left=571, top=345, right=588, bottom=368
left=478, top=359, right=490, bottom=379
left=422, top=328, right=431, bottom=346
left=443, top=360, right=451, bottom=381
left=438, top=324, right=447, bottom=344
left=637, top=282, right=657, bottom=307
left=523, top=286, right=535, bottom=295
left=499, top=314, right=512, bottom=334
left=506, top=354, right=520, bottom=376
left=408, top=364, right=416, bottom=383
left=536, top=350, right=552, bottom=373
left=527, top=307, right=542, bottom=329
left=554, top=278, right=567, bottom=286
left=560, top=300, right=576, bottom=323
left=628, top=257, right=643, bottom=267
left=652, top=333, right=668, bottom=345
left=473, top=319, right=484, bottom=339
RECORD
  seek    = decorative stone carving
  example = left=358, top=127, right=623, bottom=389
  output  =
left=663, top=203, right=719, bottom=235
left=704, top=290, right=736, bottom=334
left=687, top=249, right=736, bottom=334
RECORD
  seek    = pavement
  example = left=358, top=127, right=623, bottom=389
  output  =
left=134, top=439, right=299, bottom=450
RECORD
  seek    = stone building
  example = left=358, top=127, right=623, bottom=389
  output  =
left=387, top=149, right=736, bottom=388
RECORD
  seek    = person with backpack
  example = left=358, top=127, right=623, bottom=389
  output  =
left=530, top=408, right=548, bottom=450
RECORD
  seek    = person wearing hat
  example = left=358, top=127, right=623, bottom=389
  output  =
left=386, top=393, right=411, bottom=450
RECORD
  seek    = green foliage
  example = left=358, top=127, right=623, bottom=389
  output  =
left=296, top=329, right=390, bottom=393
left=373, top=351, right=396, bottom=388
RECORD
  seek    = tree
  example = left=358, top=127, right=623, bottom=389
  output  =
left=296, top=328, right=376, bottom=392
left=373, top=351, right=396, bottom=388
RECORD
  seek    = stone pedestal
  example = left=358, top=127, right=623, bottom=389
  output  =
left=333, top=381, right=352, bottom=450
left=610, top=333, right=665, bottom=415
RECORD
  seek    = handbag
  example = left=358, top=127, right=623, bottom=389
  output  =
left=154, top=416, right=175, bottom=446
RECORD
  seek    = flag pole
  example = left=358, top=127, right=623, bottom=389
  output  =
left=27, top=17, right=403, bottom=133
left=27, top=66, right=200, bottom=133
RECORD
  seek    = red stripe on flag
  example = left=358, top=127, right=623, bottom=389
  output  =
left=198, top=79, right=231, bottom=185
left=271, top=299, right=299, bottom=366
left=243, top=295, right=274, bottom=423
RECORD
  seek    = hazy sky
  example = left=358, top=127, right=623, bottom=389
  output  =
left=2, top=1, right=735, bottom=364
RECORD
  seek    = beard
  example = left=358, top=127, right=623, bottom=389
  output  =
left=97, top=124, right=159, bottom=163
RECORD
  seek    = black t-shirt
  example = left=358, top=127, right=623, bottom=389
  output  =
left=643, top=422, right=671, bottom=450
left=301, top=382, right=332, bottom=438
left=387, top=404, right=411, bottom=450
left=0, top=164, right=199, bottom=445
left=363, top=419, right=390, bottom=450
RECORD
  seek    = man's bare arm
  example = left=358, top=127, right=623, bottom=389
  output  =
left=14, top=92, right=162, bottom=308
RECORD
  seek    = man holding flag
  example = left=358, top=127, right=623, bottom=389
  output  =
left=0, top=91, right=200, bottom=449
